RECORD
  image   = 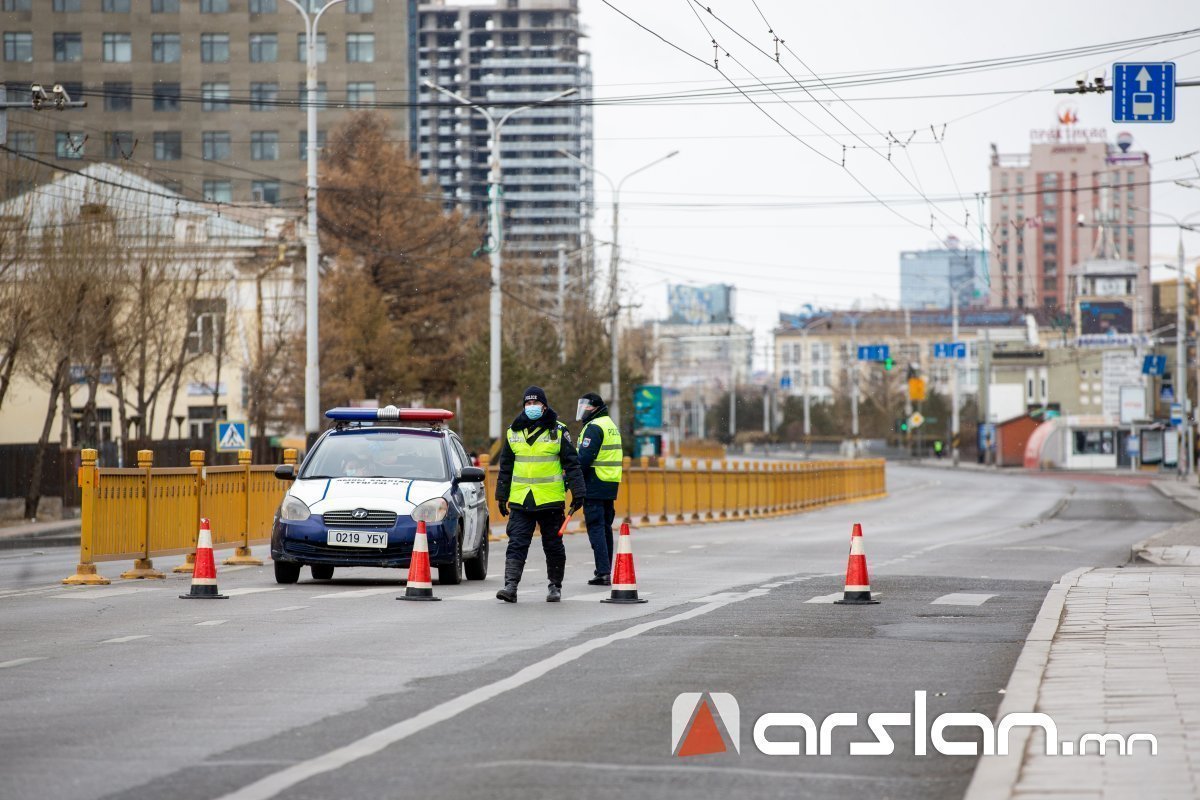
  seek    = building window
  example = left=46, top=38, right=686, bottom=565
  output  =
left=152, top=32, right=181, bottom=62
left=250, top=83, right=278, bottom=111
left=55, top=131, right=85, bottom=160
left=4, top=33, right=33, bottom=62
left=188, top=405, right=227, bottom=441
left=202, top=131, right=231, bottom=161
left=102, top=0, right=130, bottom=11
left=54, top=0, right=82, bottom=10
left=103, top=82, right=132, bottom=111
left=296, top=33, right=327, bottom=62
left=153, top=131, right=182, bottom=161
left=200, top=0, right=229, bottom=12
left=152, top=0, right=179, bottom=11
left=1072, top=430, right=1113, bottom=456
left=249, top=33, right=278, bottom=62
left=153, top=83, right=181, bottom=111
left=297, top=82, right=327, bottom=107
left=346, top=32, right=374, bottom=62
left=250, top=0, right=276, bottom=11
left=251, top=131, right=279, bottom=161
left=53, top=33, right=82, bottom=62
left=7, top=131, right=35, bottom=158
left=201, top=82, right=230, bottom=111
left=1044, top=260, right=1057, bottom=275
left=187, top=298, right=226, bottom=355
left=346, top=82, right=375, bottom=107
left=347, top=0, right=374, bottom=11
left=203, top=180, right=233, bottom=203
left=251, top=180, right=280, bottom=204
left=299, top=129, right=326, bottom=159
left=105, top=131, right=134, bottom=159
left=200, top=33, right=230, bottom=62
left=1042, top=242, right=1056, bottom=257
left=102, top=32, right=131, bottom=62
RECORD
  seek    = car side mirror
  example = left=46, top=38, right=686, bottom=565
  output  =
left=274, top=464, right=296, bottom=481
left=457, top=466, right=485, bottom=483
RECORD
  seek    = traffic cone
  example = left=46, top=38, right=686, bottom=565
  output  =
left=601, top=522, right=648, bottom=604
left=398, top=521, right=440, bottom=601
left=179, top=518, right=228, bottom=599
left=834, top=523, right=879, bottom=605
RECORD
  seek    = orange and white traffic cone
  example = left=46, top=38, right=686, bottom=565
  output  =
left=179, top=518, right=227, bottom=600
left=601, top=522, right=647, bottom=604
left=398, top=520, right=440, bottom=601
left=834, top=523, right=879, bottom=605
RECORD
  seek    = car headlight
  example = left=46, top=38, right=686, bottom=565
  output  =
left=280, top=496, right=311, bottom=522
left=411, top=497, right=448, bottom=523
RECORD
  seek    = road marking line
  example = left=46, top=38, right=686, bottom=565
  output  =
left=312, top=587, right=400, bottom=599
left=759, top=582, right=784, bottom=589
left=566, top=591, right=612, bottom=602
left=665, top=549, right=682, bottom=554
left=214, top=586, right=777, bottom=800
left=445, top=591, right=504, bottom=601
left=101, top=635, right=151, bottom=644
left=805, top=592, right=883, bottom=603
left=195, top=620, right=228, bottom=626
left=223, top=588, right=284, bottom=597
left=931, top=593, right=994, bottom=606
left=273, top=605, right=310, bottom=612
left=688, top=545, right=706, bottom=550
left=0, top=657, right=47, bottom=669
left=50, top=587, right=162, bottom=600
left=472, top=759, right=927, bottom=782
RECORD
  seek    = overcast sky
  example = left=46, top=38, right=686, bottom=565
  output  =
left=578, top=0, right=1199, bottom=363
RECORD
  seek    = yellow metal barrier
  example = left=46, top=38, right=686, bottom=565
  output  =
left=63, top=447, right=296, bottom=585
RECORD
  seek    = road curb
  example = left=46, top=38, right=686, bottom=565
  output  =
left=1148, top=479, right=1200, bottom=514
left=0, top=520, right=81, bottom=551
left=961, top=566, right=1091, bottom=800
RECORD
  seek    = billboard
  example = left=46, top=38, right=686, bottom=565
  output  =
left=1078, top=300, right=1133, bottom=335
left=633, top=385, right=663, bottom=430
left=667, top=284, right=734, bottom=325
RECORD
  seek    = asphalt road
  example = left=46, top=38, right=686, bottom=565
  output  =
left=0, top=465, right=1188, bottom=800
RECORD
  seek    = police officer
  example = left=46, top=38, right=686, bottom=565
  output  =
left=575, top=392, right=622, bottom=586
left=495, top=386, right=585, bottom=603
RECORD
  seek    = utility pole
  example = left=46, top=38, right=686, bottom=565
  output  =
left=850, top=317, right=860, bottom=438
left=1177, top=236, right=1191, bottom=476
left=729, top=355, right=737, bottom=440
left=557, top=244, right=567, bottom=363
left=951, top=281, right=961, bottom=466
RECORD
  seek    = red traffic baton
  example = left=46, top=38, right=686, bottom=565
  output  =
left=557, top=511, right=575, bottom=537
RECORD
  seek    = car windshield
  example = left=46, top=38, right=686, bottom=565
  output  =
left=301, top=431, right=448, bottom=481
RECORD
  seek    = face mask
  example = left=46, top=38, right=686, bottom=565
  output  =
left=576, top=399, right=592, bottom=421
left=525, top=405, right=544, bottom=421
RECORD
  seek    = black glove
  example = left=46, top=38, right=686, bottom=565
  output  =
left=497, top=500, right=508, bottom=518
left=569, top=496, right=584, bottom=514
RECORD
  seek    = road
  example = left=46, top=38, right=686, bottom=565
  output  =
left=0, top=465, right=1188, bottom=800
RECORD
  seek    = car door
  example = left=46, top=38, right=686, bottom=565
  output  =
left=450, top=436, right=484, bottom=552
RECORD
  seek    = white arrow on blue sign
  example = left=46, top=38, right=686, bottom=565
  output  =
left=1113, top=62, right=1175, bottom=123
left=933, top=342, right=966, bottom=359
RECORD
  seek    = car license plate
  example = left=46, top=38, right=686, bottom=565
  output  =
left=326, top=529, right=388, bottom=548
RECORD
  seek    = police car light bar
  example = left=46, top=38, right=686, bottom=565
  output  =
left=324, top=406, right=455, bottom=423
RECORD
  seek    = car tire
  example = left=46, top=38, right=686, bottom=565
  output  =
left=274, top=561, right=301, bottom=584
left=438, top=527, right=464, bottom=585
left=310, top=564, right=334, bottom=581
left=464, top=517, right=489, bottom=581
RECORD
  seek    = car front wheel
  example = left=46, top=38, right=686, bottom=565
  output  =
left=274, top=561, right=301, bottom=584
left=438, top=527, right=463, bottom=585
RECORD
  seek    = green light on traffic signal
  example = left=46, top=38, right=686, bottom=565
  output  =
left=900, top=421, right=908, bottom=432
left=884, top=357, right=894, bottom=371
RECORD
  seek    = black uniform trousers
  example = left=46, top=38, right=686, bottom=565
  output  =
left=583, top=498, right=616, bottom=577
left=504, top=505, right=567, bottom=586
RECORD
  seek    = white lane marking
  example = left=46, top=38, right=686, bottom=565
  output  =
left=446, top=590, right=505, bottom=601
left=51, top=587, right=161, bottom=600
left=689, top=589, right=769, bottom=604
left=805, top=592, right=883, bottom=603
left=101, top=635, right=151, bottom=644
left=931, top=593, right=994, bottom=606
left=221, top=565, right=259, bottom=573
left=0, top=586, right=64, bottom=600
left=566, top=591, right=613, bottom=602
left=215, top=589, right=776, bottom=800
left=759, top=582, right=784, bottom=589
left=688, top=545, right=706, bottom=550
left=223, top=588, right=284, bottom=597
left=273, top=605, right=310, bottom=612
left=665, top=550, right=682, bottom=554
left=0, top=657, right=47, bottom=669
left=312, top=587, right=400, bottom=599
left=195, top=620, right=228, bottom=627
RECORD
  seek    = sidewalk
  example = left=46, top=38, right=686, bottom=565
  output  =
left=0, top=518, right=81, bottom=550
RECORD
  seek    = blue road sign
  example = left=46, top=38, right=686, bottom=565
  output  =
left=1113, top=62, right=1175, bottom=123
left=1142, top=354, right=1167, bottom=376
left=633, top=385, right=663, bottom=430
left=1171, top=403, right=1183, bottom=427
left=780, top=374, right=793, bottom=390
left=215, top=420, right=249, bottom=453
left=856, top=344, right=889, bottom=362
left=933, top=342, right=967, bottom=359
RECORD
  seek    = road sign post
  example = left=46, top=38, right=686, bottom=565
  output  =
left=1113, top=62, right=1175, bottom=123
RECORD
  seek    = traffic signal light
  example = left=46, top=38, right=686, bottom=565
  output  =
left=898, top=418, right=909, bottom=433
left=884, top=356, right=894, bottom=371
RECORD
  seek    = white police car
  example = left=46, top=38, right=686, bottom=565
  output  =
left=270, top=407, right=489, bottom=585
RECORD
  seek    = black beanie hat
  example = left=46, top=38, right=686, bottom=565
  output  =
left=522, top=385, right=549, bottom=406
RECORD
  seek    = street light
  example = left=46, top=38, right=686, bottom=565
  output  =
left=559, top=148, right=679, bottom=427
left=425, top=81, right=577, bottom=442
left=283, top=0, right=346, bottom=444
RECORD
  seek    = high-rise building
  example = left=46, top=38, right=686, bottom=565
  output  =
left=900, top=237, right=986, bottom=310
left=0, top=0, right=409, bottom=205
left=987, top=123, right=1151, bottom=318
left=413, top=0, right=593, bottom=266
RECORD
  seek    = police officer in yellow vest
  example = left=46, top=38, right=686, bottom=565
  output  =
left=575, top=392, right=622, bottom=586
left=495, top=386, right=586, bottom=603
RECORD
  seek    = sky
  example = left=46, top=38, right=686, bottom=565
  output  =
left=577, top=0, right=1200, bottom=365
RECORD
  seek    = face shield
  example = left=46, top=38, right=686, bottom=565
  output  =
left=576, top=398, right=594, bottom=421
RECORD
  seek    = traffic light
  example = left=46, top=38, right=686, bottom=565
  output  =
left=898, top=418, right=909, bottom=433
left=884, top=356, right=894, bottom=371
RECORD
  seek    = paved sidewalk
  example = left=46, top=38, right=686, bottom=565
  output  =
left=1142, top=480, right=1200, bottom=566
left=0, top=518, right=81, bottom=550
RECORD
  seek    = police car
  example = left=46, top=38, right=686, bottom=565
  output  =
left=270, top=406, right=489, bottom=585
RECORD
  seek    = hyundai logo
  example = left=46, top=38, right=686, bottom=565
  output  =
left=351, top=508, right=369, bottom=520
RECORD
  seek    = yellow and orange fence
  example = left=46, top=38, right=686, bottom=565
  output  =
left=479, top=455, right=885, bottom=531
left=63, top=447, right=296, bottom=585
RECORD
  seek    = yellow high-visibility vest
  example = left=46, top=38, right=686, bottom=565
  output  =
left=507, top=423, right=567, bottom=505
left=589, top=414, right=623, bottom=484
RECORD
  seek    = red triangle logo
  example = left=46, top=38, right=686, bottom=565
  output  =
left=676, top=699, right=727, bottom=757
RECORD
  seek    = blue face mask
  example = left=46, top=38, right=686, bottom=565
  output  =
left=525, top=405, right=544, bottom=421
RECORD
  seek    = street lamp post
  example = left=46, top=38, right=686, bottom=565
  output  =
left=283, top=0, right=345, bottom=444
left=426, top=82, right=577, bottom=441
left=559, top=149, right=679, bottom=428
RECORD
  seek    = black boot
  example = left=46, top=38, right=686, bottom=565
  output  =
left=496, top=559, right=522, bottom=603
left=546, top=558, right=565, bottom=603
left=546, top=583, right=561, bottom=602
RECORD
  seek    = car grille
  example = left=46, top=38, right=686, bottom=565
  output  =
left=322, top=509, right=398, bottom=527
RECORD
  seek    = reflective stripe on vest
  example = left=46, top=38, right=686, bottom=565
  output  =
left=590, top=415, right=623, bottom=483
left=507, top=424, right=566, bottom=504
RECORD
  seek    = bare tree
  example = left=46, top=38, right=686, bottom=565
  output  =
left=0, top=199, right=34, bottom=412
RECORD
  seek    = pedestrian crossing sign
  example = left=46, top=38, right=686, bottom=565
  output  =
left=216, top=420, right=249, bottom=452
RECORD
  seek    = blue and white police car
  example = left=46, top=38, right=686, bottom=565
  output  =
left=270, top=406, right=489, bottom=585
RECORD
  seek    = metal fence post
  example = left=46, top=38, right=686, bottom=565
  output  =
left=121, top=449, right=165, bottom=579
left=225, top=449, right=263, bottom=565
left=62, top=448, right=110, bottom=585
left=174, top=449, right=207, bottom=573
